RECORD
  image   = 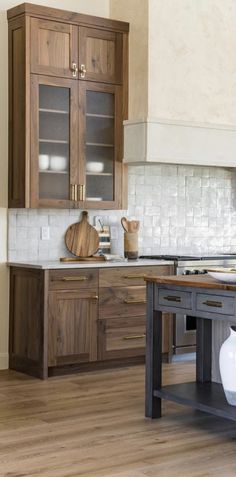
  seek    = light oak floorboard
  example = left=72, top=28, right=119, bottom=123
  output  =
left=0, top=363, right=236, bottom=476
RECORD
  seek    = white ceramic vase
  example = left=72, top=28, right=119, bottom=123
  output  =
left=219, top=326, right=236, bottom=405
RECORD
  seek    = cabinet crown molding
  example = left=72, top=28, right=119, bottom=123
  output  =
left=7, top=2, right=129, bottom=33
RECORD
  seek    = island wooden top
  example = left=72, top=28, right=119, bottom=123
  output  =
left=145, top=274, right=236, bottom=291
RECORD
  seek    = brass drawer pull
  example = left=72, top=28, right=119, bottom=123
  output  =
left=163, top=295, right=181, bottom=303
left=123, top=334, right=146, bottom=340
left=202, top=300, right=223, bottom=308
left=123, top=274, right=146, bottom=279
left=62, top=276, right=88, bottom=282
left=124, top=299, right=146, bottom=304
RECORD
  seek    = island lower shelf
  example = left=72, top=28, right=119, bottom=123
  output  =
left=154, top=382, right=236, bottom=421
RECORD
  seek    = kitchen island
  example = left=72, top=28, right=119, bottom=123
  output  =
left=145, top=274, right=236, bottom=422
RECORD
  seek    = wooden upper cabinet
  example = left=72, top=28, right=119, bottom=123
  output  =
left=79, top=27, right=122, bottom=84
left=8, top=3, right=129, bottom=209
left=31, top=18, right=78, bottom=79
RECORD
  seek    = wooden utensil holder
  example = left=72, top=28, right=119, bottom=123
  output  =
left=124, top=232, right=139, bottom=260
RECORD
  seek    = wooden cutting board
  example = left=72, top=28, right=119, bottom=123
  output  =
left=65, top=211, right=99, bottom=257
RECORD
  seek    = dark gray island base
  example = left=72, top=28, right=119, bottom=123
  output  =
left=145, top=274, right=236, bottom=421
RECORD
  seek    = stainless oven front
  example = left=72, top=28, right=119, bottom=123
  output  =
left=174, top=312, right=196, bottom=354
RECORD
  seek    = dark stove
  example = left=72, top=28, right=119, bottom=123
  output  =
left=140, top=254, right=236, bottom=261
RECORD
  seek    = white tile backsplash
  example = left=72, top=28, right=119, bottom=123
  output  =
left=8, top=164, right=236, bottom=261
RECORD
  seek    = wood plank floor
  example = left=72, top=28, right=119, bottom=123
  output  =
left=0, top=363, right=236, bottom=476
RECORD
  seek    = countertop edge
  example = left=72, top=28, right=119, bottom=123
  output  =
left=8, top=259, right=175, bottom=270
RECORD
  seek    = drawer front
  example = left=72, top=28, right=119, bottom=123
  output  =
left=196, top=293, right=235, bottom=315
left=99, top=286, right=146, bottom=318
left=99, top=265, right=172, bottom=288
left=106, top=324, right=146, bottom=351
left=98, top=316, right=146, bottom=360
left=49, top=269, right=98, bottom=290
left=158, top=288, right=192, bottom=309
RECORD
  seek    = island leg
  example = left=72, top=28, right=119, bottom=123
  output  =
left=145, top=283, right=162, bottom=418
left=196, top=318, right=212, bottom=383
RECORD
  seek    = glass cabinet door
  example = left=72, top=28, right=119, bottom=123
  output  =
left=79, top=83, right=122, bottom=207
left=31, top=76, right=77, bottom=207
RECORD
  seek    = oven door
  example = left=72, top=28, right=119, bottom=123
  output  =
left=175, top=313, right=196, bottom=354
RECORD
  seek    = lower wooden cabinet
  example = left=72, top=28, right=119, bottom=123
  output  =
left=9, top=264, right=174, bottom=378
left=48, top=289, right=98, bottom=366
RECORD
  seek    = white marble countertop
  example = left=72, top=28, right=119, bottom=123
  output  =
left=8, top=259, right=174, bottom=270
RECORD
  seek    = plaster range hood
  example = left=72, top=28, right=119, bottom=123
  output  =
left=123, top=118, right=236, bottom=168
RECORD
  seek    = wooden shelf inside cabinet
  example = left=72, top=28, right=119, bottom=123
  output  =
left=39, top=170, right=69, bottom=174
left=86, top=143, right=114, bottom=148
left=39, top=109, right=69, bottom=115
left=39, top=139, right=69, bottom=144
left=86, top=113, right=114, bottom=119
left=86, top=172, right=113, bottom=176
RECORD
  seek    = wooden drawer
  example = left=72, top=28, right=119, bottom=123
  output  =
left=49, top=269, right=98, bottom=290
left=158, top=288, right=192, bottom=309
left=99, top=286, right=146, bottom=318
left=98, top=316, right=146, bottom=360
left=99, top=266, right=172, bottom=288
left=196, top=293, right=235, bottom=315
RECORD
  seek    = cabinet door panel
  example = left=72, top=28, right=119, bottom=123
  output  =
left=78, top=81, right=123, bottom=209
left=79, top=27, right=122, bottom=84
left=48, top=290, right=98, bottom=366
left=31, top=75, right=78, bottom=208
left=31, top=18, right=78, bottom=78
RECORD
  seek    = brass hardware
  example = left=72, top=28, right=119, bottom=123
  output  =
left=123, top=274, right=146, bottom=279
left=90, top=295, right=99, bottom=300
left=81, top=184, right=86, bottom=201
left=77, top=185, right=81, bottom=201
left=62, top=276, right=88, bottom=282
left=70, top=184, right=78, bottom=201
left=70, top=184, right=75, bottom=201
left=163, top=295, right=181, bottom=303
left=77, top=184, right=85, bottom=201
left=124, top=299, right=146, bottom=304
left=79, top=64, right=87, bottom=78
left=74, top=184, right=78, bottom=202
left=123, top=334, right=146, bottom=340
left=202, top=300, right=223, bottom=308
left=72, top=62, right=78, bottom=78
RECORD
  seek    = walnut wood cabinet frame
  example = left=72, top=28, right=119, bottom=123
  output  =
left=8, top=3, right=129, bottom=209
left=9, top=264, right=173, bottom=379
